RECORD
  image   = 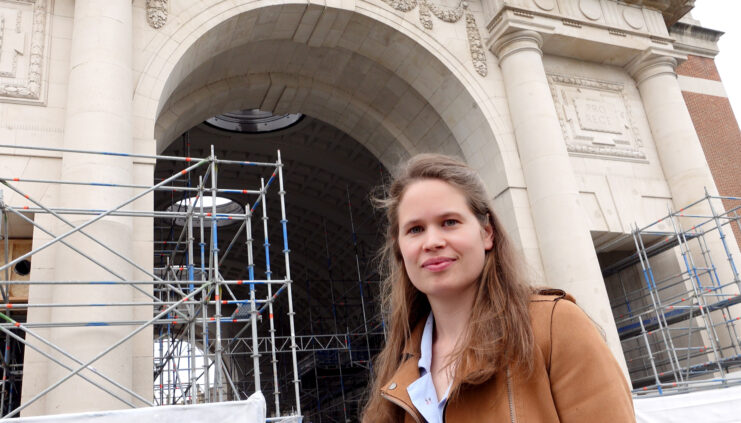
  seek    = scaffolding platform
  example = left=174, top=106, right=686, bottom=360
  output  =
left=605, top=192, right=741, bottom=395
left=617, top=294, right=741, bottom=340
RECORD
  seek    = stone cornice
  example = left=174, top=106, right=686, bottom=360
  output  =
left=486, top=5, right=676, bottom=67
left=669, top=21, right=723, bottom=58
left=622, top=0, right=695, bottom=26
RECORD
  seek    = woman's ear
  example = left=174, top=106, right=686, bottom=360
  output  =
left=483, top=214, right=494, bottom=251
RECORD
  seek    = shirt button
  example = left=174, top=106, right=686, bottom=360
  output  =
left=388, top=382, right=397, bottom=390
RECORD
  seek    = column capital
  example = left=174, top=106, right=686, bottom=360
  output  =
left=490, top=30, right=543, bottom=63
left=626, top=48, right=684, bottom=85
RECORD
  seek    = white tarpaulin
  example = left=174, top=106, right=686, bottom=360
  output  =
left=14, top=392, right=269, bottom=423
left=634, top=384, right=741, bottom=423
left=12, top=384, right=741, bottom=422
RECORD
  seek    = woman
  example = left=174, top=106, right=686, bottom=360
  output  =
left=362, top=154, right=634, bottom=422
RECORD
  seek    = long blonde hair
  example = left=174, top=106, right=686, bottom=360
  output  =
left=362, top=154, right=535, bottom=421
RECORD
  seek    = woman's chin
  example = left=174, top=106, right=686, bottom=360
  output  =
left=422, top=283, right=476, bottom=302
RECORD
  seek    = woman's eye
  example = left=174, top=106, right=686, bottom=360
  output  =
left=408, top=226, right=422, bottom=234
left=443, top=219, right=458, bottom=227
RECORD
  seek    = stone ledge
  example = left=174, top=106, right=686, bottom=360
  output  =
left=622, top=0, right=694, bottom=26
left=487, top=6, right=677, bottom=67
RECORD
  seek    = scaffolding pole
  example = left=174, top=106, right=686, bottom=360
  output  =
left=0, top=144, right=300, bottom=420
left=260, top=178, right=281, bottom=414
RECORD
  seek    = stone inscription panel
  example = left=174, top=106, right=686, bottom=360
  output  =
left=0, top=0, right=47, bottom=104
left=548, top=74, right=645, bottom=161
left=574, top=98, right=622, bottom=135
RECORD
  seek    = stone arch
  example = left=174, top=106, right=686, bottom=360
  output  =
left=132, top=0, right=522, bottom=192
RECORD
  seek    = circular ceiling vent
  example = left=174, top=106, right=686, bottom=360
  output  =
left=205, top=109, right=303, bottom=133
left=167, top=196, right=243, bottom=227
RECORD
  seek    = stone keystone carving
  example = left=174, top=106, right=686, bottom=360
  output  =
left=380, top=0, right=488, bottom=77
left=146, top=0, right=168, bottom=29
left=0, top=0, right=48, bottom=105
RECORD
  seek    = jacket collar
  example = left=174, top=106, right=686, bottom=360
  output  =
left=379, top=319, right=426, bottom=422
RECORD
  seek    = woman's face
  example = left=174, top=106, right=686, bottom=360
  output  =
left=397, top=179, right=493, bottom=300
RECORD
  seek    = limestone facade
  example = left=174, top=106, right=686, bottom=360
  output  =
left=0, top=0, right=737, bottom=416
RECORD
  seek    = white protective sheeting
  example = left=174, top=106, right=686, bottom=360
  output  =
left=15, top=392, right=267, bottom=423
left=634, top=384, right=741, bottom=423
left=269, top=417, right=302, bottom=423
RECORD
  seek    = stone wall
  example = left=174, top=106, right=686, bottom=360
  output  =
left=543, top=54, right=675, bottom=243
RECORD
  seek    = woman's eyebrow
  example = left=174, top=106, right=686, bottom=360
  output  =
left=439, top=211, right=464, bottom=219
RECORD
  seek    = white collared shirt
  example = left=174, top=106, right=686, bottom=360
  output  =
left=406, top=313, right=452, bottom=423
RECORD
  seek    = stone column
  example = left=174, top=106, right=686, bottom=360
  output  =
left=628, top=51, right=741, bottom=279
left=627, top=51, right=723, bottom=209
left=492, top=30, right=627, bottom=371
left=21, top=0, right=137, bottom=415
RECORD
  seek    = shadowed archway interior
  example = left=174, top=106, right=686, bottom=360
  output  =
left=154, top=117, right=388, bottom=419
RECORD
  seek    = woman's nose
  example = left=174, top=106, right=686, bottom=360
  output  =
left=423, top=228, right=446, bottom=250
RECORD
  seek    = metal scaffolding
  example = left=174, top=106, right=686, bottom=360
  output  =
left=603, top=191, right=741, bottom=396
left=0, top=144, right=301, bottom=419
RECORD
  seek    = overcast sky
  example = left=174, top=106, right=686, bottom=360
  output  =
left=691, top=1, right=741, bottom=120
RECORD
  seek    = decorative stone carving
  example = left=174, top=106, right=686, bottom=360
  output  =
left=578, top=0, right=601, bottom=21
left=380, top=0, right=487, bottom=76
left=426, top=0, right=464, bottom=22
left=0, top=0, right=48, bottom=105
left=384, top=0, right=417, bottom=13
left=146, top=0, right=168, bottom=29
left=532, top=0, right=555, bottom=11
left=465, top=12, right=487, bottom=77
left=419, top=2, right=433, bottom=29
left=547, top=74, right=646, bottom=161
left=622, top=6, right=644, bottom=30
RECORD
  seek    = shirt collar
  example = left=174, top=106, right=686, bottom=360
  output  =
left=418, top=312, right=434, bottom=373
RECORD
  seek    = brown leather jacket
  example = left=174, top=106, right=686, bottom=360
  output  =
left=377, top=292, right=636, bottom=422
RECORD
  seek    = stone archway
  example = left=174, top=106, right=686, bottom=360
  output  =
left=129, top=3, right=541, bottom=416
left=132, top=0, right=546, bottom=278
left=132, top=1, right=524, bottom=197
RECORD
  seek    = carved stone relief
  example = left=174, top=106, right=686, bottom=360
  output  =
left=532, top=0, right=555, bottom=11
left=380, top=0, right=488, bottom=76
left=146, top=0, right=168, bottom=29
left=548, top=74, right=646, bottom=161
left=579, top=0, right=601, bottom=21
left=0, top=0, right=48, bottom=105
left=516, top=0, right=661, bottom=37
left=622, top=6, right=644, bottom=30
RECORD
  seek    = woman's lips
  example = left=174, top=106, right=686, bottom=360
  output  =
left=422, top=257, right=455, bottom=272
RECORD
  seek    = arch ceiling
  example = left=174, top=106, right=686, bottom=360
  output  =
left=140, top=4, right=505, bottom=176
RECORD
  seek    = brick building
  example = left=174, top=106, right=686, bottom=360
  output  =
left=674, top=18, right=741, bottom=248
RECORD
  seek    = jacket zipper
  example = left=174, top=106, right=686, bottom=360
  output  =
left=506, top=367, right=517, bottom=423
left=381, top=391, right=422, bottom=423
